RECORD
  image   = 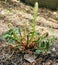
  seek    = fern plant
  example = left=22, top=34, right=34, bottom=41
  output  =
left=0, top=2, right=56, bottom=53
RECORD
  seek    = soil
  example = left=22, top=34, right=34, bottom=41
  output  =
left=0, top=45, right=58, bottom=65
left=0, top=1, right=58, bottom=65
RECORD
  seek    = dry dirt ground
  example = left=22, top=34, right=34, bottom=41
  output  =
left=0, top=1, right=58, bottom=65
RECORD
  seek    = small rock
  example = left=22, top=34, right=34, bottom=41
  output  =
left=24, top=54, right=36, bottom=63
left=53, top=12, right=57, bottom=15
left=52, top=48, right=56, bottom=52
